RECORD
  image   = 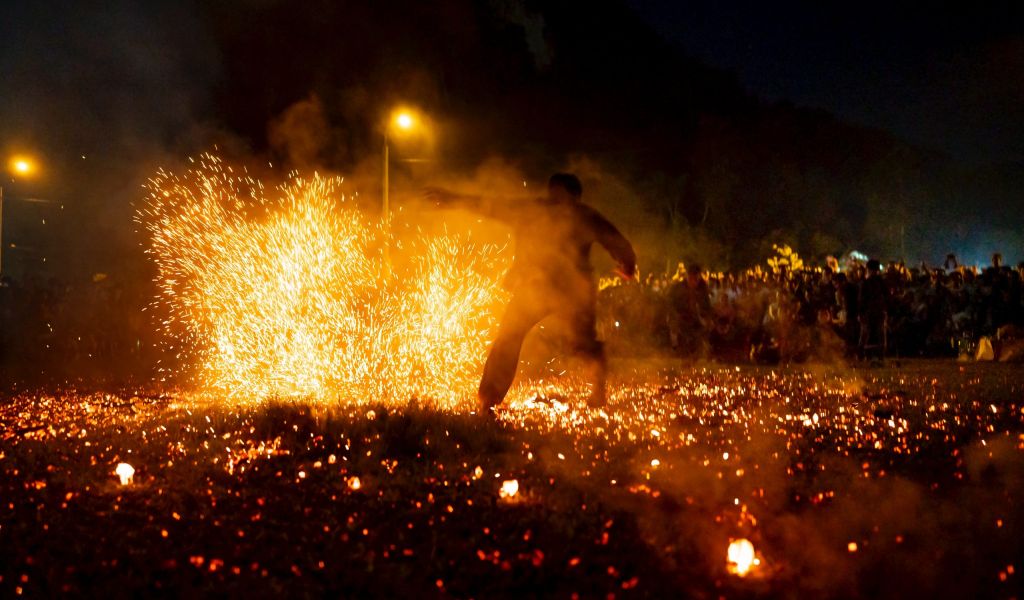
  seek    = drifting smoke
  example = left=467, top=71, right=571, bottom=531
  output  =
left=138, top=154, right=509, bottom=407
left=267, top=95, right=332, bottom=170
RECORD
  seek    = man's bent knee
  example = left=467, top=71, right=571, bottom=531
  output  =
left=574, top=338, right=605, bottom=362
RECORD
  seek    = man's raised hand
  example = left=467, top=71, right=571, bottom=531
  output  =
left=615, top=262, right=638, bottom=282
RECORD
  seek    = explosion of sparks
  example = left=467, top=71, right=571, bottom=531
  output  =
left=138, top=154, right=506, bottom=408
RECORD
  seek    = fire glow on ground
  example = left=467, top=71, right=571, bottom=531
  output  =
left=2, top=361, right=1022, bottom=597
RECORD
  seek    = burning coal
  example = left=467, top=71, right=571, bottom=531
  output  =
left=115, top=462, right=135, bottom=486
left=727, top=538, right=759, bottom=577
left=138, top=154, right=507, bottom=407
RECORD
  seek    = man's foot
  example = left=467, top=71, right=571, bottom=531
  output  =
left=478, top=392, right=502, bottom=416
left=530, top=391, right=568, bottom=406
left=478, top=407, right=499, bottom=420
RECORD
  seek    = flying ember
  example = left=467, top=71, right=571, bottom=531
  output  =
left=138, top=154, right=507, bottom=408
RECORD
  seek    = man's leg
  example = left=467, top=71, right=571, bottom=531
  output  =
left=857, top=318, right=869, bottom=360
left=567, top=296, right=607, bottom=407
left=869, top=315, right=885, bottom=361
left=479, top=294, right=547, bottom=411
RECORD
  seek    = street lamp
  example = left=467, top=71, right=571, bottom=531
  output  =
left=383, top=109, right=420, bottom=219
left=12, top=158, right=33, bottom=175
left=1, top=154, right=40, bottom=277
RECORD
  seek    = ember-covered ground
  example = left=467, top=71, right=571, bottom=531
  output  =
left=2, top=361, right=1022, bottom=598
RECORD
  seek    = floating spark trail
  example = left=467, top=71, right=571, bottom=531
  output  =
left=138, top=154, right=506, bottom=407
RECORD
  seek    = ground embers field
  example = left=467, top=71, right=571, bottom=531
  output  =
left=2, top=361, right=1023, bottom=598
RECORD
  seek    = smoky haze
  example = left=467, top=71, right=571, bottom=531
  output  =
left=1, top=0, right=1022, bottom=285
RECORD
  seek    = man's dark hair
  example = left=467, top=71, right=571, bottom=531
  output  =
left=867, top=259, right=881, bottom=272
left=549, top=173, right=583, bottom=197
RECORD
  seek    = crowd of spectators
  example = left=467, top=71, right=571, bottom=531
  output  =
left=599, top=252, right=1024, bottom=363
left=3, top=250, right=1022, bottom=386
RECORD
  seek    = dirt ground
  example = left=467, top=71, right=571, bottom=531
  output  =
left=2, top=360, right=1022, bottom=598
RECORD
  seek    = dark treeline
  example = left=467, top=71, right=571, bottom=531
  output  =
left=205, top=0, right=1022, bottom=269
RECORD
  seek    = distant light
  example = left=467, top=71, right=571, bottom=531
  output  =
left=395, top=112, right=414, bottom=129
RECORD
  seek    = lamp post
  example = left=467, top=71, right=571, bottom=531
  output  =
left=1, top=156, right=39, bottom=277
left=0, top=184, right=4, bottom=278
left=382, top=110, right=416, bottom=219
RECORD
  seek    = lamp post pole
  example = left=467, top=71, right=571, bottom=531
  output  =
left=383, top=110, right=418, bottom=220
left=1, top=156, right=42, bottom=277
left=382, top=131, right=390, bottom=219
left=0, top=185, right=5, bottom=278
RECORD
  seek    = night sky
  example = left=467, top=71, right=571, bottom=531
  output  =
left=4, top=1, right=1020, bottom=163
left=630, top=0, right=1024, bottom=163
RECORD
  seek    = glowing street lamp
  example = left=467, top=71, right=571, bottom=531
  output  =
left=383, top=108, right=422, bottom=218
left=395, top=112, right=414, bottom=130
left=11, top=158, right=34, bottom=176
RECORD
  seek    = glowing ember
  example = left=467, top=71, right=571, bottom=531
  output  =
left=727, top=538, right=759, bottom=576
left=2, top=363, right=1022, bottom=596
left=115, top=462, right=135, bottom=486
left=138, top=154, right=506, bottom=407
left=499, top=479, right=519, bottom=499
left=348, top=476, right=362, bottom=491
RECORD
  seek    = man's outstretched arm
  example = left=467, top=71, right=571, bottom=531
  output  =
left=422, top=187, right=518, bottom=224
left=585, top=207, right=637, bottom=279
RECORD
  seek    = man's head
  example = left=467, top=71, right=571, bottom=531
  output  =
left=687, top=263, right=703, bottom=286
left=548, top=173, right=582, bottom=204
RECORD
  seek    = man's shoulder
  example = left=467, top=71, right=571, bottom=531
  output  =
left=571, top=202, right=613, bottom=226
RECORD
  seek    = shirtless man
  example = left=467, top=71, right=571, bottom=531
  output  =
left=426, top=173, right=636, bottom=412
